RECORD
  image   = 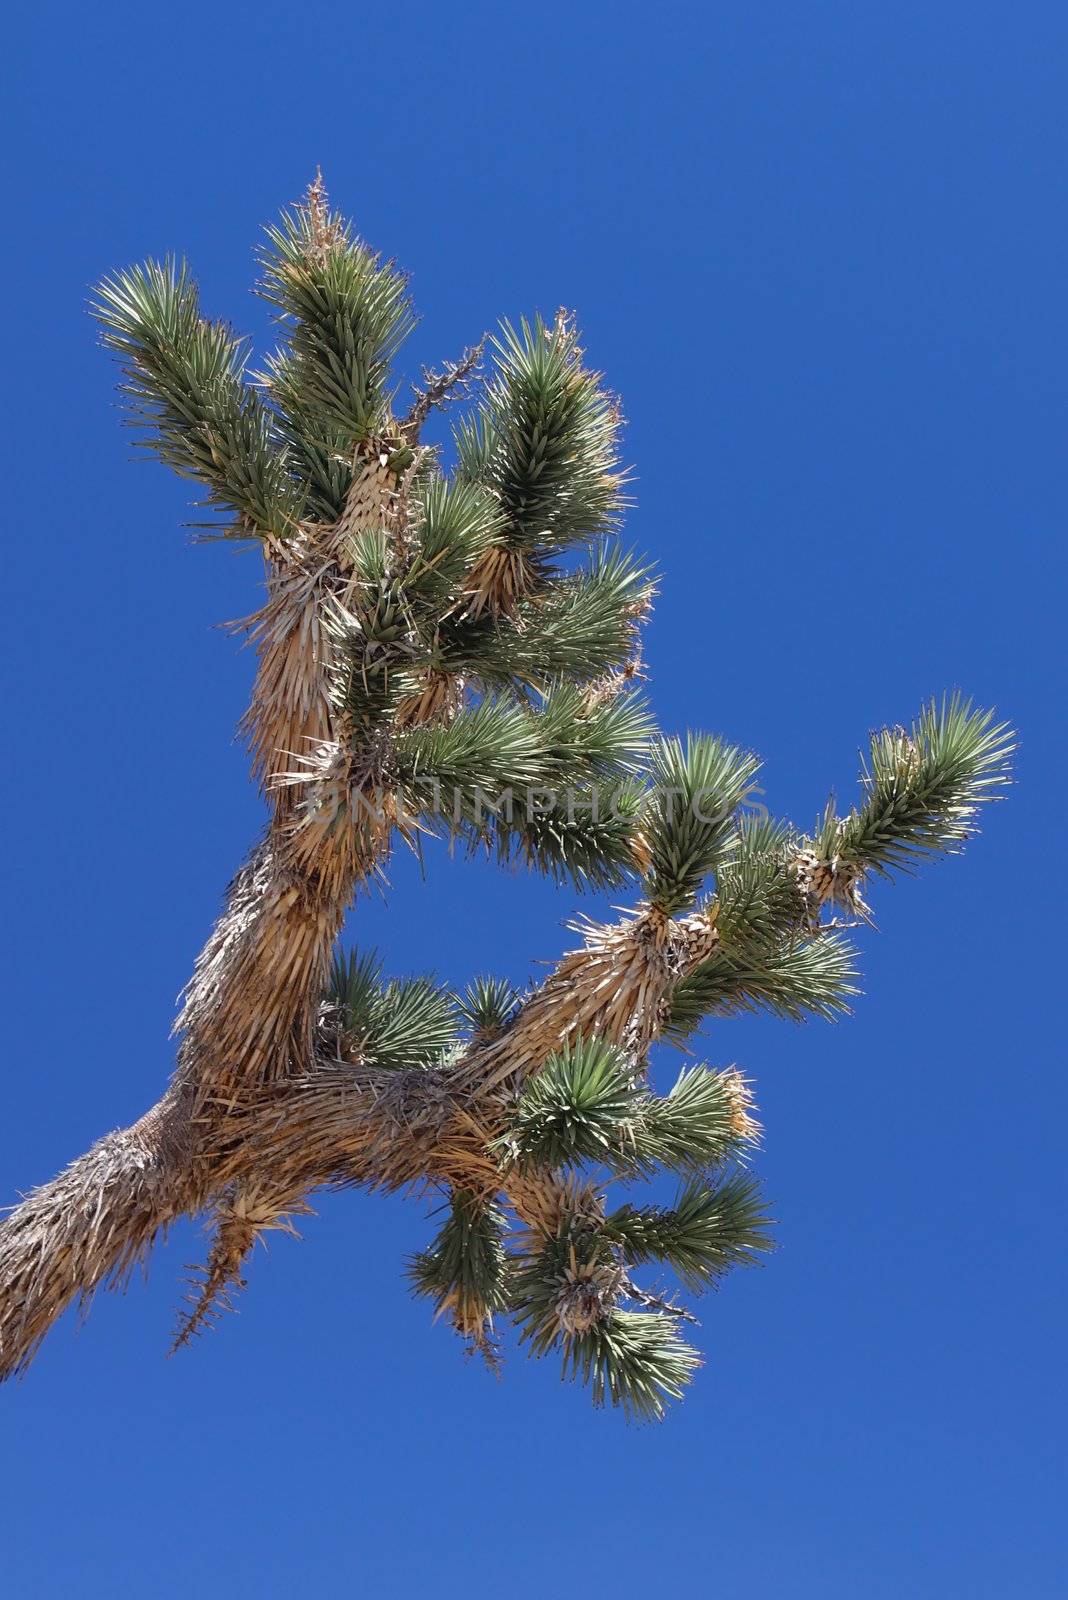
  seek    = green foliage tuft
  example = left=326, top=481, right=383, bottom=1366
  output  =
left=93, top=259, right=301, bottom=538
left=259, top=198, right=414, bottom=462
left=824, top=695, right=1015, bottom=877
left=461, top=545, right=654, bottom=688
left=394, top=697, right=550, bottom=801
left=642, top=734, right=762, bottom=915
left=563, top=1312, right=701, bottom=1422
left=666, top=932, right=859, bottom=1034
left=407, top=477, right=502, bottom=606
left=489, top=776, right=645, bottom=890
left=499, top=1038, right=639, bottom=1170
left=395, top=689, right=651, bottom=889
left=714, top=815, right=804, bottom=950
left=456, top=314, right=622, bottom=555
left=408, top=1190, right=510, bottom=1333
left=457, top=976, right=521, bottom=1037
left=606, top=1174, right=773, bottom=1292
left=328, top=949, right=459, bottom=1069
left=632, top=1066, right=755, bottom=1173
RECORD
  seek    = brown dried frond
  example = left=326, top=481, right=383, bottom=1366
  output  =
left=551, top=306, right=581, bottom=356
left=176, top=840, right=332, bottom=1091
left=580, top=644, right=646, bottom=714
left=302, top=168, right=345, bottom=261
left=275, top=732, right=396, bottom=879
left=191, top=453, right=416, bottom=1097
left=721, top=1068, right=761, bottom=1143
left=458, top=545, right=545, bottom=621
left=238, top=550, right=339, bottom=802
left=172, top=1184, right=312, bottom=1352
left=628, top=828, right=654, bottom=875
left=792, top=848, right=872, bottom=927
left=335, top=443, right=402, bottom=552
left=394, top=671, right=464, bottom=728
left=237, top=446, right=403, bottom=805
left=509, top=1172, right=603, bottom=1241
left=555, top=1256, right=627, bottom=1335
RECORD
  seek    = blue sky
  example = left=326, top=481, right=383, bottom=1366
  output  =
left=2, top=2, right=1065, bottom=1594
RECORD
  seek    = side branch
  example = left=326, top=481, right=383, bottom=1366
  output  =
left=0, top=1056, right=499, bottom=1380
left=402, top=338, right=486, bottom=441
left=0, top=1089, right=192, bottom=1379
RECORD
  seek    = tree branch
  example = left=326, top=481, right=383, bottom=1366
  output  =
left=402, top=337, right=486, bottom=441
left=0, top=899, right=720, bottom=1378
left=0, top=1088, right=192, bottom=1379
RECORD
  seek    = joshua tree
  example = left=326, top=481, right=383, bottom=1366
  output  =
left=0, top=179, right=1012, bottom=1417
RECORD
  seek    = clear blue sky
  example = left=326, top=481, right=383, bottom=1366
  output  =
left=2, top=3, right=1065, bottom=1594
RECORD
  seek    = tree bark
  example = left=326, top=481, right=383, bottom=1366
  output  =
left=0, top=1087, right=192, bottom=1377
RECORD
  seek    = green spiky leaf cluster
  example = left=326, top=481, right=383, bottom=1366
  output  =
left=259, top=194, right=415, bottom=519
left=398, top=1035, right=768, bottom=1419
left=408, top=1191, right=510, bottom=1338
left=504, top=1174, right=771, bottom=1420
left=328, top=950, right=459, bottom=1070
left=495, top=1042, right=752, bottom=1179
left=642, top=735, right=762, bottom=915
left=93, top=260, right=302, bottom=538
left=456, top=315, right=623, bottom=555
left=495, top=1038, right=639, bottom=1171
left=818, top=695, right=1015, bottom=877
left=605, top=1175, right=771, bottom=1292
left=394, top=686, right=653, bottom=888
left=469, top=545, right=654, bottom=688
left=562, top=1312, right=703, bottom=1421
left=667, top=933, right=860, bottom=1033
left=457, top=976, right=520, bottom=1038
